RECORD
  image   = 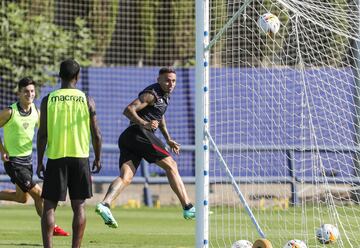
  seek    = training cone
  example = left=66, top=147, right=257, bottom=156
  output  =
left=253, top=239, right=273, bottom=248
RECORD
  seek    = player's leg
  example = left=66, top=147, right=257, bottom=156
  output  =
left=41, top=158, right=70, bottom=244
left=25, top=182, right=69, bottom=236
left=5, top=160, right=44, bottom=217
left=155, top=156, right=192, bottom=207
left=156, top=157, right=195, bottom=219
left=25, top=169, right=68, bottom=236
left=135, top=127, right=195, bottom=219
left=70, top=199, right=86, bottom=248
left=27, top=183, right=43, bottom=217
left=41, top=199, right=58, bottom=248
left=96, top=129, right=141, bottom=228
left=66, top=157, right=92, bottom=241
left=0, top=184, right=30, bottom=203
left=154, top=156, right=195, bottom=219
left=96, top=160, right=137, bottom=228
left=102, top=161, right=137, bottom=205
left=1, top=160, right=31, bottom=203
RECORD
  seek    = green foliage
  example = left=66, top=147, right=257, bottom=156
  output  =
left=0, top=3, right=93, bottom=91
left=260, top=0, right=289, bottom=66
left=139, top=0, right=157, bottom=58
left=211, top=0, right=227, bottom=65
left=88, top=0, right=119, bottom=60
left=173, top=1, right=195, bottom=66
left=138, top=0, right=195, bottom=66
left=19, top=0, right=54, bottom=22
left=329, top=0, right=349, bottom=67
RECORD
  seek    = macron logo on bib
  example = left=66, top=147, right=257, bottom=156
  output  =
left=50, top=95, right=85, bottom=103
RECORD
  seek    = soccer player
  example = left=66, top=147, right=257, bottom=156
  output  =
left=95, top=67, right=195, bottom=228
left=0, top=77, right=69, bottom=236
left=37, top=59, right=102, bottom=248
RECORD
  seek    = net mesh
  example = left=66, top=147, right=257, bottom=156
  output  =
left=1, top=0, right=360, bottom=247
left=208, top=0, right=360, bottom=247
left=0, top=1, right=195, bottom=187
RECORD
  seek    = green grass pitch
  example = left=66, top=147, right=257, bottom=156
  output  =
left=1, top=205, right=359, bottom=247
left=0, top=205, right=195, bottom=248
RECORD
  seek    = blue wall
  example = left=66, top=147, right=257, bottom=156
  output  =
left=1, top=66, right=357, bottom=180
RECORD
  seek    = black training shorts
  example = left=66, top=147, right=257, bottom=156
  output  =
left=4, top=156, right=35, bottom=192
left=41, top=157, right=92, bottom=201
left=118, top=125, right=170, bottom=169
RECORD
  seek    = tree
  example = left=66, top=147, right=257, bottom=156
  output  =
left=19, top=0, right=54, bottom=21
left=0, top=3, right=93, bottom=108
left=88, top=0, right=119, bottom=65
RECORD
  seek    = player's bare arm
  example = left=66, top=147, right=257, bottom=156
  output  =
left=159, top=116, right=180, bottom=155
left=88, top=96, right=102, bottom=173
left=36, top=96, right=48, bottom=179
left=123, top=92, right=159, bottom=130
left=35, top=106, right=40, bottom=128
left=0, top=108, right=12, bottom=162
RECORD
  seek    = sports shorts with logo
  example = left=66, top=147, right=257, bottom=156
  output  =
left=118, top=125, right=170, bottom=169
left=4, top=155, right=35, bottom=192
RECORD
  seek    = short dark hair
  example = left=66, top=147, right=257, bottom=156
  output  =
left=59, top=59, right=80, bottom=81
left=159, top=67, right=176, bottom=75
left=18, top=77, right=36, bottom=91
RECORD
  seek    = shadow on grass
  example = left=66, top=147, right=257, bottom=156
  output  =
left=0, top=243, right=42, bottom=247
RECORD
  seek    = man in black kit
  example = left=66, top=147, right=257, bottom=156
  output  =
left=95, top=67, right=195, bottom=228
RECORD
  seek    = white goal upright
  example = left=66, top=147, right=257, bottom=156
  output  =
left=196, top=0, right=360, bottom=247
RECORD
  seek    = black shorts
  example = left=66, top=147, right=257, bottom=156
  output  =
left=118, top=125, right=170, bottom=169
left=41, top=157, right=92, bottom=201
left=4, top=156, right=35, bottom=193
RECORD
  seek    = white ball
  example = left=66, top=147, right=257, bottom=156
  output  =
left=316, top=224, right=340, bottom=244
left=283, top=239, right=307, bottom=248
left=231, top=240, right=253, bottom=248
left=258, top=13, right=281, bottom=34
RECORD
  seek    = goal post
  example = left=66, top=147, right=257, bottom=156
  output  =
left=196, top=0, right=360, bottom=247
left=195, top=0, right=210, bottom=246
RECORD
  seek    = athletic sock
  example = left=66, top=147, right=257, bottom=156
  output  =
left=102, top=202, right=111, bottom=208
left=184, top=203, right=193, bottom=210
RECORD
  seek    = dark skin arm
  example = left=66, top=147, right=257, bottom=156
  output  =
left=36, top=96, right=48, bottom=179
left=123, top=92, right=159, bottom=130
left=87, top=96, right=102, bottom=173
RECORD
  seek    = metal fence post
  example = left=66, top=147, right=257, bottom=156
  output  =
left=286, top=150, right=299, bottom=205
left=141, top=160, right=153, bottom=207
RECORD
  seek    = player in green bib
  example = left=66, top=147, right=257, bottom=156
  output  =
left=0, top=77, right=69, bottom=236
left=37, top=59, right=102, bottom=248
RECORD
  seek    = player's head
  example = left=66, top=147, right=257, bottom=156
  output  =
left=59, top=59, right=80, bottom=83
left=157, top=67, right=176, bottom=94
left=17, top=77, right=36, bottom=105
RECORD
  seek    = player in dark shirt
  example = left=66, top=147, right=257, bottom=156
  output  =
left=95, top=67, right=195, bottom=228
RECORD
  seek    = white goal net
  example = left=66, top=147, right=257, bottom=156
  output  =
left=202, top=0, right=360, bottom=247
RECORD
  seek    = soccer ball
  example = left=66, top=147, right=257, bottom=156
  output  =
left=316, top=224, right=340, bottom=244
left=283, top=239, right=307, bottom=248
left=258, top=13, right=281, bottom=34
left=231, top=240, right=253, bottom=248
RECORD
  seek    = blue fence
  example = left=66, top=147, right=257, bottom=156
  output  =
left=1, top=66, right=359, bottom=203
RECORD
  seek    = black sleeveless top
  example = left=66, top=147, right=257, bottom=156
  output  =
left=136, top=83, right=169, bottom=123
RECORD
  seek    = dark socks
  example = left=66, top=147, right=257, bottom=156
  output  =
left=183, top=203, right=193, bottom=210
left=102, top=202, right=110, bottom=208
